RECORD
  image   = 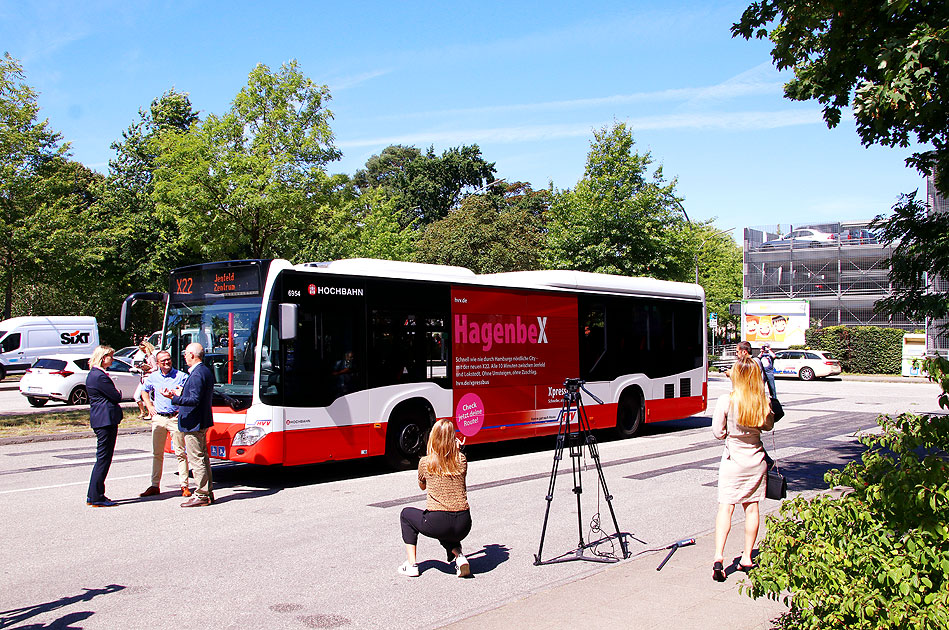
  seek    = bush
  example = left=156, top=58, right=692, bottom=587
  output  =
left=745, top=412, right=949, bottom=628
left=805, top=326, right=904, bottom=373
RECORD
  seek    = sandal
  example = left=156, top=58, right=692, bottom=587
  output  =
left=712, top=561, right=726, bottom=582
left=738, top=561, right=756, bottom=572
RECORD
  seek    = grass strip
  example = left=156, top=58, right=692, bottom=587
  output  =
left=0, top=408, right=150, bottom=439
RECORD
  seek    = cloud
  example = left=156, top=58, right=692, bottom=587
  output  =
left=337, top=109, right=824, bottom=149
left=328, top=69, right=391, bottom=91
left=370, top=76, right=785, bottom=122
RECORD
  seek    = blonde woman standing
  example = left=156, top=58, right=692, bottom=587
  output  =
left=398, top=419, right=472, bottom=578
left=712, top=356, right=774, bottom=581
left=86, top=345, right=123, bottom=507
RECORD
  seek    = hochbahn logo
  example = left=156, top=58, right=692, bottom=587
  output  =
left=454, top=315, right=549, bottom=352
left=60, top=330, right=91, bottom=345
left=316, top=286, right=364, bottom=296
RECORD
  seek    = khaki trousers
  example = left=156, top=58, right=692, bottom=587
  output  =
left=150, top=414, right=190, bottom=488
left=182, top=429, right=213, bottom=498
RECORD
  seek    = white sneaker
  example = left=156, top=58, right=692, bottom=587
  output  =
left=397, top=561, right=419, bottom=577
left=455, top=554, right=470, bottom=578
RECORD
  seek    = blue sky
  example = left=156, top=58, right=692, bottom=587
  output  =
left=1, top=0, right=926, bottom=234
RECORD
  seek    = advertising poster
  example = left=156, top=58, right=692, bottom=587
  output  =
left=451, top=286, right=578, bottom=437
left=741, top=299, right=809, bottom=349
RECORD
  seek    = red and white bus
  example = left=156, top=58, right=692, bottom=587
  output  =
left=123, top=258, right=707, bottom=467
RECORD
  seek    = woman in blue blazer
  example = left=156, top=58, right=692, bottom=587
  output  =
left=86, top=345, right=123, bottom=506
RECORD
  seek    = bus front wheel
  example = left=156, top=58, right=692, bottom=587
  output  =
left=385, top=404, right=433, bottom=470
left=615, top=389, right=644, bottom=438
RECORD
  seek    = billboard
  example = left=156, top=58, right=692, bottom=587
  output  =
left=450, top=286, right=578, bottom=437
left=741, top=299, right=809, bottom=349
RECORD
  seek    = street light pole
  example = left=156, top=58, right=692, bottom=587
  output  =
left=695, top=227, right=735, bottom=284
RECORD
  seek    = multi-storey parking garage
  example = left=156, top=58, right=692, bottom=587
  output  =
left=743, top=220, right=948, bottom=355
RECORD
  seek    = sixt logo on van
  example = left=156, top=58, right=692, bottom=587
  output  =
left=60, top=330, right=91, bottom=345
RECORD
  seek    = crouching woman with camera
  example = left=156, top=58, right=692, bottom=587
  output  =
left=398, top=419, right=472, bottom=578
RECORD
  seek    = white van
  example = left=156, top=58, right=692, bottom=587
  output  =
left=0, top=316, right=100, bottom=380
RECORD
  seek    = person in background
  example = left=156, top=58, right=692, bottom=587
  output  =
left=139, top=350, right=191, bottom=498
left=161, top=342, right=215, bottom=507
left=133, top=340, right=158, bottom=420
left=759, top=343, right=777, bottom=397
left=86, top=345, right=123, bottom=507
left=711, top=356, right=774, bottom=581
left=398, top=419, right=472, bottom=578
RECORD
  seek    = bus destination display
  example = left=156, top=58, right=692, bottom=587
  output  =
left=170, top=265, right=262, bottom=301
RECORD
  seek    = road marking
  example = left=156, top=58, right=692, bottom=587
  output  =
left=0, top=472, right=152, bottom=495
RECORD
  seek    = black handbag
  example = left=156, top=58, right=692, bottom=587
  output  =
left=767, top=467, right=787, bottom=500
left=770, top=397, right=785, bottom=422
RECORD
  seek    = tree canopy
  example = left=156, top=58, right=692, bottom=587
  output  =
left=545, top=122, right=692, bottom=281
left=152, top=60, right=341, bottom=260
left=0, top=53, right=70, bottom=319
left=732, top=0, right=949, bottom=193
left=354, top=143, right=497, bottom=227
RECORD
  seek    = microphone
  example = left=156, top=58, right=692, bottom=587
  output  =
left=656, top=538, right=696, bottom=570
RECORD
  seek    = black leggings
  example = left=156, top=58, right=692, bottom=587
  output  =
left=400, top=508, right=472, bottom=559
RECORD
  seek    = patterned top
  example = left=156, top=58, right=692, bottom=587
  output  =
left=418, top=454, right=469, bottom=512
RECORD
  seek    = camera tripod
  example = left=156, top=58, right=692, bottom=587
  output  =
left=534, top=378, right=631, bottom=565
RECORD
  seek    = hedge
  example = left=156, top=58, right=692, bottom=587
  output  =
left=804, top=325, right=905, bottom=374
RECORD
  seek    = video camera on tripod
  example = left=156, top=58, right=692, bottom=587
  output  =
left=534, top=377, right=630, bottom=565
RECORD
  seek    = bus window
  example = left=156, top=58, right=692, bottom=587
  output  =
left=579, top=301, right=606, bottom=380
left=259, top=295, right=367, bottom=408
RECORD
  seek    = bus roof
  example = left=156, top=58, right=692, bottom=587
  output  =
left=299, top=258, right=703, bottom=301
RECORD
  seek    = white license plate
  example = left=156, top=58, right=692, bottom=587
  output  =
left=27, top=387, right=42, bottom=393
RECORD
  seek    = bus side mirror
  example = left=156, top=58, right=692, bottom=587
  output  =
left=278, top=304, right=298, bottom=340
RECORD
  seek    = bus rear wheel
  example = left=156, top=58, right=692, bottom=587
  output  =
left=615, top=389, right=644, bottom=438
left=385, top=404, right=433, bottom=470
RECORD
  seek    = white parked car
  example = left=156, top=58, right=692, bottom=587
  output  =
left=18, top=354, right=141, bottom=407
left=760, top=229, right=838, bottom=249
left=772, top=350, right=842, bottom=381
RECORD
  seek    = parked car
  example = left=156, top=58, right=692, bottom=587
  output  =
left=772, top=350, right=842, bottom=381
left=114, top=345, right=139, bottom=359
left=0, top=316, right=99, bottom=380
left=759, top=229, right=838, bottom=249
left=18, top=354, right=141, bottom=407
left=839, top=228, right=878, bottom=245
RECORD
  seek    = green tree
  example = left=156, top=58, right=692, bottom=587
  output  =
left=100, top=89, right=200, bottom=297
left=153, top=60, right=341, bottom=260
left=0, top=53, right=69, bottom=319
left=872, top=191, right=949, bottom=327
left=693, top=224, right=743, bottom=331
left=544, top=123, right=692, bottom=280
left=414, top=181, right=548, bottom=273
left=353, top=144, right=497, bottom=227
left=732, top=0, right=949, bottom=192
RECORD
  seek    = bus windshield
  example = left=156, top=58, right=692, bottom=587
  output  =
left=163, top=297, right=261, bottom=405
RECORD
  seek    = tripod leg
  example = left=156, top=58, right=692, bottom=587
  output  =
left=578, top=399, right=630, bottom=559
left=534, top=398, right=570, bottom=565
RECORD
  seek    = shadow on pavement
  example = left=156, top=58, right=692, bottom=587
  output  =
left=0, top=584, right=124, bottom=629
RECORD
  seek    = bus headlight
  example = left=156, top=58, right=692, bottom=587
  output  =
left=233, top=426, right=265, bottom=446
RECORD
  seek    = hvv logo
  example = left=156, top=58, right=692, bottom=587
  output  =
left=60, top=330, right=91, bottom=345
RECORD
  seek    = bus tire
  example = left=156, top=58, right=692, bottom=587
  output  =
left=68, top=386, right=89, bottom=406
left=0, top=365, right=5, bottom=381
left=385, top=402, right=434, bottom=470
left=615, top=388, right=644, bottom=438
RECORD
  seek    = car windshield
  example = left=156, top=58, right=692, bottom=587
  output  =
left=32, top=359, right=67, bottom=371
left=163, top=297, right=261, bottom=405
